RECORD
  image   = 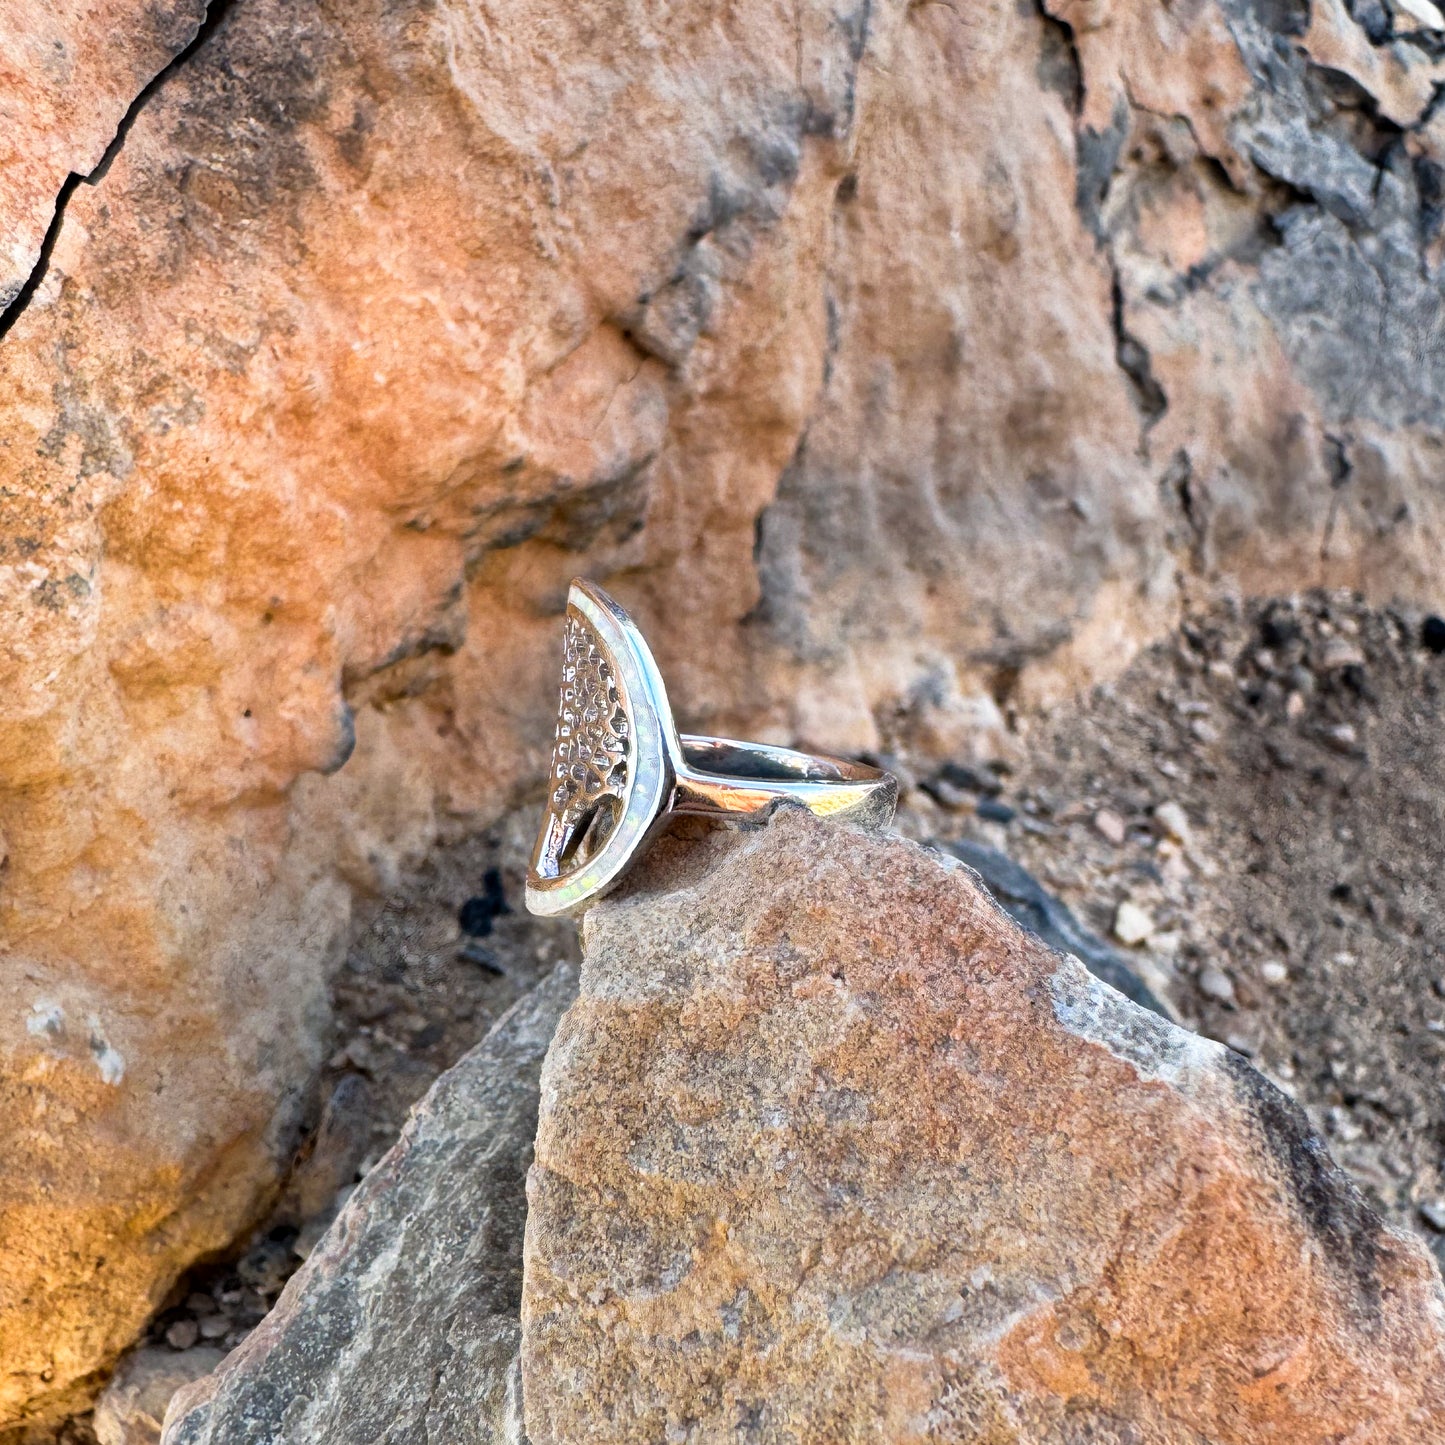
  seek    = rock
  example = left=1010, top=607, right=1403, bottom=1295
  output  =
left=1260, top=960, right=1290, bottom=986
left=1112, top=898, right=1156, bottom=946
left=973, top=797, right=1016, bottom=825
left=0, top=1, right=208, bottom=309
left=1319, top=638, right=1366, bottom=671
left=522, top=810, right=1445, bottom=1441
left=1198, top=964, right=1238, bottom=1005
left=1324, top=722, right=1361, bottom=753
left=273, top=1072, right=372, bottom=1227
left=94, top=1347, right=224, bottom=1445
left=1153, top=800, right=1191, bottom=845
left=1092, top=808, right=1127, bottom=846
left=0, top=0, right=904, bottom=1418
left=162, top=1322, right=198, bottom=1353
left=8, top=0, right=1445, bottom=1418
left=935, top=761, right=1004, bottom=797
left=161, top=964, right=575, bottom=1445
left=942, top=838, right=1168, bottom=1017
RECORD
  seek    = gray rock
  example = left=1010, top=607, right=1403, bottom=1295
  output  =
left=942, top=838, right=1171, bottom=1018
left=95, top=1348, right=225, bottom=1445
left=161, top=966, right=577, bottom=1445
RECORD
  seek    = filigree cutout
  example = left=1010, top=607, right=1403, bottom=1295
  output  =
left=539, top=614, right=630, bottom=873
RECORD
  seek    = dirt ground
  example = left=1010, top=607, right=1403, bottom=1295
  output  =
left=916, top=588, right=1445, bottom=1268
left=74, top=588, right=1444, bottom=1437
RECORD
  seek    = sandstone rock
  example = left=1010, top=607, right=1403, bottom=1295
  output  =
left=93, top=1347, right=223, bottom=1445
left=942, top=838, right=1168, bottom=1018
left=7, top=0, right=1445, bottom=1420
left=0, top=0, right=207, bottom=311
left=0, top=0, right=891, bottom=1421
left=161, top=964, right=574, bottom=1445
left=522, top=810, right=1445, bottom=1442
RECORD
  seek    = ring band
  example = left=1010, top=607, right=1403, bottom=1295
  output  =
left=525, top=579, right=897, bottom=917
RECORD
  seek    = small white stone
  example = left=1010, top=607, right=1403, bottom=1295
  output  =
left=1260, top=960, right=1289, bottom=986
left=1153, top=801, right=1191, bottom=845
left=1197, top=965, right=1236, bottom=1005
left=1319, top=637, right=1365, bottom=670
left=1324, top=722, right=1358, bottom=752
left=1394, top=0, right=1445, bottom=29
left=1113, top=901, right=1154, bottom=946
left=1093, top=808, right=1126, bottom=846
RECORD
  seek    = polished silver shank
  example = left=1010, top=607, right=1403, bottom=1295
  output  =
left=672, top=737, right=897, bottom=831
left=526, top=579, right=897, bottom=917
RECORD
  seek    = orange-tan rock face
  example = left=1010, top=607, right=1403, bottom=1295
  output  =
left=0, top=0, right=883, bottom=1422
left=523, top=811, right=1445, bottom=1443
left=0, top=0, right=207, bottom=308
left=5, top=0, right=1445, bottom=1424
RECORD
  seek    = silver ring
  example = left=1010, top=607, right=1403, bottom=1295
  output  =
left=525, top=579, right=898, bottom=917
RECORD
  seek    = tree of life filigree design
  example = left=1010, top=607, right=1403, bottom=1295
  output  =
left=540, top=614, right=630, bottom=873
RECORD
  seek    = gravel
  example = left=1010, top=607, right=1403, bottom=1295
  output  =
left=916, top=589, right=1445, bottom=1269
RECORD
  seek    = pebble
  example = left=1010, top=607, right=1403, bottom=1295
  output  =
left=1285, top=692, right=1305, bottom=720
left=1197, top=965, right=1237, bottom=1005
left=925, top=777, right=972, bottom=810
left=1160, top=850, right=1191, bottom=885
left=938, top=760, right=1004, bottom=796
left=1322, top=722, right=1358, bottom=753
left=1189, top=718, right=1219, bottom=745
left=1113, top=901, right=1154, bottom=947
left=1093, top=809, right=1127, bottom=846
left=1259, top=960, right=1289, bottom=986
left=459, top=939, right=505, bottom=974
left=975, top=798, right=1016, bottom=824
left=1153, top=801, right=1191, bottom=845
left=1319, top=638, right=1365, bottom=670
left=1420, top=1200, right=1445, bottom=1233
left=165, top=1319, right=200, bottom=1351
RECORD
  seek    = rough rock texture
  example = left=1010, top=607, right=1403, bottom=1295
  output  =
left=165, top=965, right=575, bottom=1439
left=0, top=0, right=208, bottom=312
left=93, top=1348, right=223, bottom=1445
left=162, top=963, right=575, bottom=1445
left=943, top=838, right=1168, bottom=1019
left=972, top=591, right=1445, bottom=1269
left=522, top=810, right=1445, bottom=1442
left=7, top=0, right=1445, bottom=1422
